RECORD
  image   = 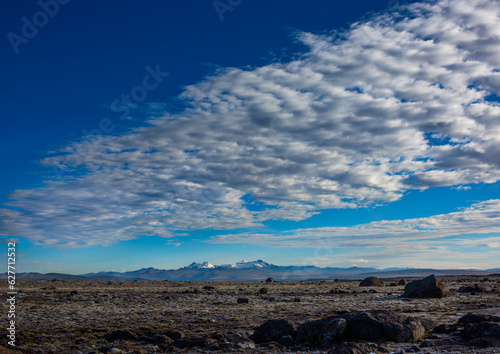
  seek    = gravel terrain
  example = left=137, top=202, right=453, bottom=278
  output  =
left=1, top=275, right=499, bottom=353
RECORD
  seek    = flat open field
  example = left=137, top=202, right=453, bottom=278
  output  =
left=2, top=275, right=500, bottom=353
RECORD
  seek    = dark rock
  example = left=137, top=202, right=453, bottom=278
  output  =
left=237, top=297, right=249, bottom=304
left=390, top=282, right=398, bottom=287
left=458, top=314, right=500, bottom=325
left=398, top=279, right=407, bottom=286
left=459, top=283, right=488, bottom=293
left=359, top=277, right=385, bottom=287
left=104, top=330, right=139, bottom=342
left=202, top=286, right=216, bottom=291
left=469, top=337, right=500, bottom=347
left=404, top=275, right=449, bottom=298
left=252, top=319, right=297, bottom=344
left=259, top=287, right=269, bottom=294
left=419, top=340, right=433, bottom=348
left=321, top=318, right=347, bottom=346
left=464, top=322, right=500, bottom=339
left=294, top=297, right=301, bottom=302
left=279, top=335, right=294, bottom=347
left=344, top=311, right=425, bottom=342
left=432, top=324, right=457, bottom=334
left=330, top=289, right=347, bottom=294
left=297, top=317, right=347, bottom=347
left=418, top=318, right=437, bottom=332
left=297, top=316, right=337, bottom=345
left=269, top=296, right=276, bottom=301
left=229, top=333, right=256, bottom=349
left=159, top=330, right=184, bottom=341
left=150, top=334, right=174, bottom=347
left=192, top=288, right=201, bottom=294
left=265, top=277, right=275, bottom=283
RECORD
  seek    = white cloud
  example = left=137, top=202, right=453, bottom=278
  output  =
left=350, top=258, right=369, bottom=264
left=209, top=200, right=500, bottom=247
left=3, top=0, right=500, bottom=248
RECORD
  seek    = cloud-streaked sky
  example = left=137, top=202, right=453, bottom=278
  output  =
left=2, top=0, right=500, bottom=273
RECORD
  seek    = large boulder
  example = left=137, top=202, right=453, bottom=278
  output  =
left=404, top=275, right=449, bottom=298
left=344, top=311, right=425, bottom=343
left=297, top=317, right=346, bottom=347
left=458, top=314, right=500, bottom=325
left=359, top=277, right=385, bottom=287
left=464, top=322, right=500, bottom=339
left=252, top=319, right=297, bottom=344
left=458, top=283, right=488, bottom=293
left=295, top=310, right=425, bottom=347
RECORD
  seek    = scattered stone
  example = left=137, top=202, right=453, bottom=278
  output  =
left=265, top=277, right=275, bottom=283
left=293, top=297, right=301, bottom=302
left=458, top=314, right=500, bottom=325
left=418, top=318, right=437, bottom=332
left=259, top=287, right=269, bottom=294
left=459, top=283, right=488, bottom=293
left=398, top=279, right=407, bottom=286
left=107, top=349, right=123, bottom=354
left=150, top=334, right=174, bottom=346
left=345, top=310, right=425, bottom=343
left=160, top=329, right=184, bottom=341
left=464, top=321, right=500, bottom=339
left=322, top=318, right=347, bottom=346
left=202, top=285, right=216, bottom=290
left=419, top=340, right=432, bottom=348
left=359, top=277, right=385, bottom=287
left=252, top=319, right=297, bottom=343
left=404, top=275, right=449, bottom=298
left=104, top=330, right=139, bottom=342
left=237, top=297, right=249, bottom=304
left=432, top=324, right=457, bottom=334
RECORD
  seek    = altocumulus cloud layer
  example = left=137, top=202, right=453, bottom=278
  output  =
left=2, top=0, right=500, bottom=249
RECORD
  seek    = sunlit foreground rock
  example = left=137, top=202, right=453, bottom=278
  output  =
left=404, top=274, right=450, bottom=298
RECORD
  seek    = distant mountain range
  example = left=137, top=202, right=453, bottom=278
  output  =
left=4, top=260, right=500, bottom=282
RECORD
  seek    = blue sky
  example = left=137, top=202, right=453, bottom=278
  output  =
left=2, top=0, right=500, bottom=274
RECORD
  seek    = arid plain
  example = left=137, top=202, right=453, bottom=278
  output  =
left=2, top=275, right=500, bottom=353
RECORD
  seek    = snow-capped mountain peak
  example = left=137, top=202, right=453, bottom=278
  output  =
left=184, top=261, right=215, bottom=269
left=220, top=260, right=274, bottom=269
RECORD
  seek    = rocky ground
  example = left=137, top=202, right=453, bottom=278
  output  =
left=1, top=274, right=499, bottom=353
